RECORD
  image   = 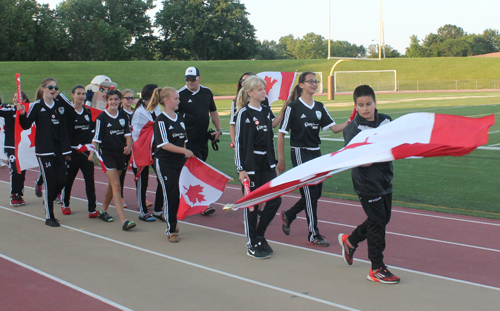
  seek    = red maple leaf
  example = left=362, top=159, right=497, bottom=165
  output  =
left=264, top=76, right=278, bottom=95
left=28, top=126, right=36, bottom=148
left=183, top=184, right=205, bottom=204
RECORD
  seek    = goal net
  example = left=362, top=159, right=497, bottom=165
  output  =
left=334, top=70, right=397, bottom=93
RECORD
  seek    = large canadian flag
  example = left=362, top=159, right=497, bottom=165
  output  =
left=226, top=113, right=494, bottom=210
left=256, top=72, right=296, bottom=105
left=177, top=157, right=231, bottom=220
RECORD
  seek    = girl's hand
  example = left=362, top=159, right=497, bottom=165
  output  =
left=184, top=149, right=194, bottom=158
left=15, top=103, right=25, bottom=114
left=87, top=151, right=94, bottom=162
left=238, top=171, right=249, bottom=185
left=277, top=160, right=286, bottom=174
left=124, top=145, right=132, bottom=155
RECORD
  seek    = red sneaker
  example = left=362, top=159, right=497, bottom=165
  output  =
left=145, top=200, right=153, bottom=208
left=61, top=206, right=72, bottom=215
left=88, top=211, right=99, bottom=218
left=367, top=266, right=400, bottom=284
left=17, top=196, right=26, bottom=206
left=338, top=234, right=356, bottom=265
left=10, top=195, right=20, bottom=207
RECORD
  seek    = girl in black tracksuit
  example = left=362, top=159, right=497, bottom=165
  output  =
left=17, top=78, right=72, bottom=227
left=277, top=72, right=347, bottom=246
left=59, top=86, right=97, bottom=217
left=0, top=92, right=28, bottom=206
left=149, top=86, right=194, bottom=243
left=234, top=76, right=281, bottom=259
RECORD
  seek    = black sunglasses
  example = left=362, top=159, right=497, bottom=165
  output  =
left=185, top=77, right=198, bottom=82
left=45, top=85, right=59, bottom=91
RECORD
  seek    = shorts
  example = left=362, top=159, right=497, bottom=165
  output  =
left=101, top=149, right=126, bottom=171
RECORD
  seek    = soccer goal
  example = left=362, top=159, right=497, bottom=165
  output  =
left=334, top=70, right=397, bottom=93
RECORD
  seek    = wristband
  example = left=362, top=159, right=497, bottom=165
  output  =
left=217, top=129, right=223, bottom=133
left=229, top=143, right=235, bottom=148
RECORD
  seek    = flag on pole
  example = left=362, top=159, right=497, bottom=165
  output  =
left=177, top=157, right=231, bottom=220
left=76, top=143, right=106, bottom=172
left=256, top=72, right=296, bottom=105
left=15, top=73, right=37, bottom=172
left=225, top=113, right=494, bottom=211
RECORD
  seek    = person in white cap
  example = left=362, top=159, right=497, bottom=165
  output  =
left=177, top=66, right=221, bottom=216
left=85, top=75, right=118, bottom=111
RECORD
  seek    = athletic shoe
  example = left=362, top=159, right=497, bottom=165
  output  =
left=45, top=219, right=60, bottom=227
left=138, top=213, right=155, bottom=222
left=122, top=198, right=128, bottom=208
left=54, top=194, right=62, bottom=204
left=166, top=232, right=179, bottom=243
left=338, top=234, right=356, bottom=265
left=200, top=206, right=215, bottom=216
left=122, top=220, right=136, bottom=231
left=308, top=234, right=330, bottom=247
left=98, top=210, right=114, bottom=222
left=34, top=182, right=43, bottom=197
left=367, top=266, right=401, bottom=284
left=259, top=238, right=273, bottom=254
left=153, top=212, right=165, bottom=222
left=280, top=210, right=291, bottom=236
left=17, top=196, right=26, bottom=206
left=61, top=206, right=72, bottom=215
left=10, top=195, right=21, bottom=207
left=247, top=243, right=270, bottom=259
left=88, top=211, right=99, bottom=218
left=145, top=200, right=153, bottom=208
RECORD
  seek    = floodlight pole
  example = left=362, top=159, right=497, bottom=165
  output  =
left=379, top=0, right=382, bottom=60
left=328, top=0, right=331, bottom=59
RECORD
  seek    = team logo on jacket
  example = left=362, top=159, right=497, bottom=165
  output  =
left=315, top=111, right=322, bottom=120
left=58, top=107, right=65, bottom=115
left=85, top=115, right=90, bottom=122
left=253, top=117, right=259, bottom=125
left=119, top=119, right=125, bottom=127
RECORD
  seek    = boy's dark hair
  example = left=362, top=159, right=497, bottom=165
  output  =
left=105, top=89, right=122, bottom=99
left=353, top=85, right=376, bottom=103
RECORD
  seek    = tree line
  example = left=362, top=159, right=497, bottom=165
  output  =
left=1, top=0, right=499, bottom=61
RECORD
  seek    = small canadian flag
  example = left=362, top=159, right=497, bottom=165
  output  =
left=177, top=157, right=231, bottom=220
left=256, top=71, right=297, bottom=105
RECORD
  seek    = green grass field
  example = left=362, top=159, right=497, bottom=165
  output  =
left=211, top=91, right=500, bottom=220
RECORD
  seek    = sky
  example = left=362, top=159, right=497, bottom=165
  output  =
left=37, top=0, right=500, bottom=55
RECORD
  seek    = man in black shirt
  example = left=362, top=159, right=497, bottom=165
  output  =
left=177, top=67, right=222, bottom=216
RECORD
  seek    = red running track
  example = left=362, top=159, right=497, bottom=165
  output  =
left=4, top=165, right=500, bottom=292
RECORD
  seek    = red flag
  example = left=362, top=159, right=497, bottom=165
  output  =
left=132, top=121, right=154, bottom=167
left=256, top=72, right=297, bottom=105
left=226, top=113, right=494, bottom=210
left=87, top=106, right=101, bottom=122
left=14, top=73, right=37, bottom=172
left=76, top=143, right=106, bottom=172
left=177, top=157, right=231, bottom=220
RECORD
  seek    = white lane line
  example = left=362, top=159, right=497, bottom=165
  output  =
left=0, top=205, right=360, bottom=311
left=0, top=253, right=133, bottom=311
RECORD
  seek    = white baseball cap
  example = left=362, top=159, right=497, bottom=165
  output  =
left=185, top=67, right=200, bottom=79
left=90, top=75, right=118, bottom=88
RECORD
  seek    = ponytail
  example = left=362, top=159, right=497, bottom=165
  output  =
left=147, top=87, right=177, bottom=112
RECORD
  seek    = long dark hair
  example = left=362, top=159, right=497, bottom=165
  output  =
left=233, top=72, right=255, bottom=102
left=135, top=84, right=158, bottom=111
left=288, top=71, right=315, bottom=103
left=35, top=77, right=57, bottom=101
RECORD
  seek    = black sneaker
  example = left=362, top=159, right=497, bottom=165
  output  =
left=98, top=210, right=114, bottom=222
left=338, top=234, right=356, bottom=265
left=281, top=210, right=291, bottom=236
left=200, top=206, right=216, bottom=216
left=308, top=234, right=330, bottom=247
left=122, top=220, right=136, bottom=231
left=259, top=238, right=273, bottom=254
left=247, top=243, right=271, bottom=259
left=45, top=219, right=60, bottom=227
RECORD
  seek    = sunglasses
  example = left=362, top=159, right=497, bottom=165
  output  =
left=99, top=87, right=108, bottom=92
left=304, top=79, right=320, bottom=84
left=44, top=85, right=59, bottom=91
left=185, top=77, right=198, bottom=82
left=124, top=97, right=135, bottom=101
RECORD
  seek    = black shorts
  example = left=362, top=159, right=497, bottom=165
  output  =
left=101, top=149, right=126, bottom=171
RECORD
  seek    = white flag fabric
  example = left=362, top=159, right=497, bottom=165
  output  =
left=0, top=118, right=7, bottom=161
left=229, top=112, right=494, bottom=210
left=256, top=72, right=296, bottom=105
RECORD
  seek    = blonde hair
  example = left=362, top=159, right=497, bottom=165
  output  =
left=121, top=88, right=133, bottom=97
left=235, top=76, right=266, bottom=112
left=35, top=77, right=58, bottom=101
left=147, top=87, right=177, bottom=112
